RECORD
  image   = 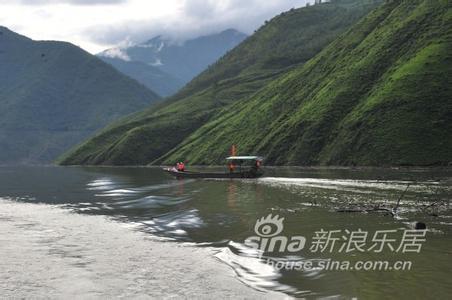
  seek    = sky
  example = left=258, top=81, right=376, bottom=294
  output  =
left=0, top=0, right=311, bottom=54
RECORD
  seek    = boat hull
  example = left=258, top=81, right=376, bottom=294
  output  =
left=163, top=168, right=263, bottom=179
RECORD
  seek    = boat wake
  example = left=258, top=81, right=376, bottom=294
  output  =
left=259, top=177, right=441, bottom=193
left=257, top=177, right=451, bottom=220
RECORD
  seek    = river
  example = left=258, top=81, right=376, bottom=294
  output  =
left=0, top=166, right=451, bottom=299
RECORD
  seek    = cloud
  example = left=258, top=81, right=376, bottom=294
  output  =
left=0, top=0, right=311, bottom=53
left=99, top=47, right=131, bottom=61
left=85, top=0, right=309, bottom=46
left=7, top=0, right=126, bottom=5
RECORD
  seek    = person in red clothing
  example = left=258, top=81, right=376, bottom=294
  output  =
left=228, top=162, right=235, bottom=173
left=179, top=162, right=185, bottom=172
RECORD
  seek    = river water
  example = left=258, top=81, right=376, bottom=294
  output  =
left=0, top=166, right=451, bottom=299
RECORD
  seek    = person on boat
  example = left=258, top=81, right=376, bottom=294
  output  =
left=250, top=159, right=261, bottom=176
left=179, top=162, right=185, bottom=172
left=228, top=162, right=235, bottom=173
left=175, top=162, right=181, bottom=171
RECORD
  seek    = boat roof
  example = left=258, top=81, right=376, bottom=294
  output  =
left=226, top=156, right=262, bottom=160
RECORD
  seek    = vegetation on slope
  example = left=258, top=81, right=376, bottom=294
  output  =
left=0, top=27, right=160, bottom=164
left=59, top=0, right=381, bottom=165
left=161, top=0, right=452, bottom=166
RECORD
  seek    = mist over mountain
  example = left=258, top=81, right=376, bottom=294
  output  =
left=0, top=26, right=160, bottom=164
left=97, top=29, right=247, bottom=96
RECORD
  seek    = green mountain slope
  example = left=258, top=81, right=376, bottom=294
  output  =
left=59, top=0, right=381, bottom=165
left=0, top=27, right=160, bottom=164
left=161, top=0, right=452, bottom=166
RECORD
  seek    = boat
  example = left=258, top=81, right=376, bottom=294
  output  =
left=163, top=156, right=264, bottom=179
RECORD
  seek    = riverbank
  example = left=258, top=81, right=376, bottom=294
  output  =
left=0, top=199, right=285, bottom=299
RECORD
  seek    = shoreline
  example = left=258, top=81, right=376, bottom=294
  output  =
left=2, top=164, right=451, bottom=171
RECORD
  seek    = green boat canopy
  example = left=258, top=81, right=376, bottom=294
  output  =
left=226, top=156, right=263, bottom=161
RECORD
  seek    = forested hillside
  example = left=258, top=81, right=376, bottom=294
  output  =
left=0, top=27, right=160, bottom=164
left=60, top=0, right=381, bottom=165
left=161, top=0, right=452, bottom=166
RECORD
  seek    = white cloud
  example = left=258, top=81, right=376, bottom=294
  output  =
left=149, top=59, right=163, bottom=66
left=99, top=47, right=131, bottom=61
left=3, top=0, right=126, bottom=5
left=0, top=0, right=311, bottom=53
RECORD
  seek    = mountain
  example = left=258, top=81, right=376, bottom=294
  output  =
left=59, top=0, right=383, bottom=166
left=0, top=26, right=160, bottom=164
left=161, top=0, right=452, bottom=166
left=98, top=56, right=184, bottom=97
left=98, top=29, right=248, bottom=96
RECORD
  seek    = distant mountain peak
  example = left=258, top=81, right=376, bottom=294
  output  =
left=138, top=38, right=166, bottom=52
left=97, top=29, right=247, bottom=96
left=143, top=35, right=166, bottom=45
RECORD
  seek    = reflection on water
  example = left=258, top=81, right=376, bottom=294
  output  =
left=0, top=199, right=273, bottom=299
left=0, top=166, right=451, bottom=298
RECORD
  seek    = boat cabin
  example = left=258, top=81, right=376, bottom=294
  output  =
left=226, top=156, right=263, bottom=174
